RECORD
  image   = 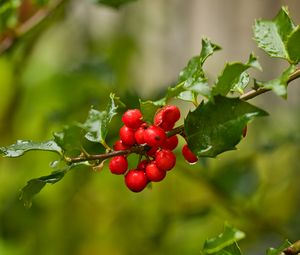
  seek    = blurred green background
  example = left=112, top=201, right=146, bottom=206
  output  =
left=1, top=0, right=300, bottom=254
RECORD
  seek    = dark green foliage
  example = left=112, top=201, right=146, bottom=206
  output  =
left=254, top=6, right=300, bottom=64
left=19, top=168, right=68, bottom=208
left=184, top=96, right=268, bottom=157
left=202, top=224, right=245, bottom=255
left=0, top=140, right=62, bottom=157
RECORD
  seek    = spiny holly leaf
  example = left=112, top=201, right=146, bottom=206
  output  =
left=139, top=100, right=161, bottom=123
left=253, top=6, right=296, bottom=61
left=267, top=240, right=292, bottom=255
left=0, top=140, right=62, bottom=157
left=81, top=93, right=120, bottom=146
left=256, top=65, right=296, bottom=98
left=212, top=54, right=261, bottom=96
left=184, top=96, right=268, bottom=158
left=177, top=38, right=221, bottom=101
left=19, top=168, right=69, bottom=208
left=53, top=125, right=83, bottom=157
left=286, top=26, right=300, bottom=64
left=199, top=38, right=222, bottom=65
left=90, top=0, right=137, bottom=8
left=202, top=224, right=245, bottom=254
left=156, top=38, right=220, bottom=105
left=179, top=38, right=221, bottom=82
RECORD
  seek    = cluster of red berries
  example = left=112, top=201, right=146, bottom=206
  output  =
left=109, top=105, right=198, bottom=192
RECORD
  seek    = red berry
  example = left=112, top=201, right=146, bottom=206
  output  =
left=125, top=170, right=148, bottom=192
left=122, top=109, right=143, bottom=129
left=182, top=144, right=198, bottom=163
left=144, top=125, right=166, bottom=147
left=137, top=159, right=149, bottom=171
left=155, top=149, right=176, bottom=171
left=242, top=125, right=247, bottom=138
left=134, top=125, right=147, bottom=144
left=154, top=105, right=180, bottom=131
left=120, top=125, right=136, bottom=146
left=109, top=156, right=128, bottom=175
left=145, top=161, right=166, bottom=182
left=113, top=140, right=130, bottom=151
left=161, top=135, right=178, bottom=151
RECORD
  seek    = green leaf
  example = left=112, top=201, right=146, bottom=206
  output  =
left=81, top=93, right=119, bottom=146
left=90, top=0, right=137, bottom=8
left=156, top=38, right=220, bottom=105
left=0, top=140, right=62, bottom=157
left=256, top=65, right=296, bottom=98
left=253, top=6, right=296, bottom=60
left=286, top=26, right=300, bottom=64
left=139, top=100, right=161, bottom=123
left=213, top=243, right=243, bottom=255
left=203, top=224, right=245, bottom=254
left=199, top=38, right=222, bottom=65
left=267, top=240, right=292, bottom=255
left=212, top=54, right=260, bottom=96
left=19, top=168, right=69, bottom=208
left=184, top=96, right=268, bottom=157
left=53, top=125, right=83, bottom=157
left=231, top=72, right=250, bottom=94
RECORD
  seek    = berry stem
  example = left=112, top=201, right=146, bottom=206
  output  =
left=64, top=126, right=186, bottom=164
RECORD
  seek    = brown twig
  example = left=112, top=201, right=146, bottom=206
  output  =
left=65, top=125, right=186, bottom=164
left=282, top=240, right=300, bottom=255
left=240, top=67, right=300, bottom=100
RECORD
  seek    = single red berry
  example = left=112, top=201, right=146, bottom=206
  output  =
left=154, top=109, right=174, bottom=131
left=125, top=170, right=148, bottom=192
left=144, top=125, right=167, bottom=147
left=145, top=161, right=166, bottom=182
left=113, top=139, right=130, bottom=151
left=122, top=109, right=143, bottom=129
left=154, top=105, right=180, bottom=131
left=242, top=125, right=247, bottom=138
left=182, top=144, right=198, bottom=163
left=155, top=149, right=176, bottom=171
left=109, top=156, right=128, bottom=175
left=161, top=135, right=178, bottom=151
left=134, top=125, right=147, bottom=144
left=120, top=125, right=136, bottom=146
left=137, top=159, right=149, bottom=171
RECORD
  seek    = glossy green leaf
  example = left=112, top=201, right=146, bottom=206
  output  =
left=286, top=26, right=300, bottom=64
left=256, top=65, right=296, bottom=98
left=212, top=54, right=260, bottom=96
left=213, top=243, right=243, bottom=255
left=0, top=140, right=62, bottom=157
left=199, top=38, right=222, bottom=65
left=139, top=100, right=161, bottom=123
left=90, top=0, right=137, bottom=8
left=156, top=39, right=220, bottom=104
left=267, top=240, right=292, bottom=255
left=253, top=6, right=296, bottom=60
left=231, top=72, right=250, bottom=94
left=19, top=168, right=69, bottom=208
left=184, top=96, right=268, bottom=157
left=203, top=224, right=245, bottom=254
left=81, top=93, right=119, bottom=146
left=53, top=125, right=83, bottom=157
